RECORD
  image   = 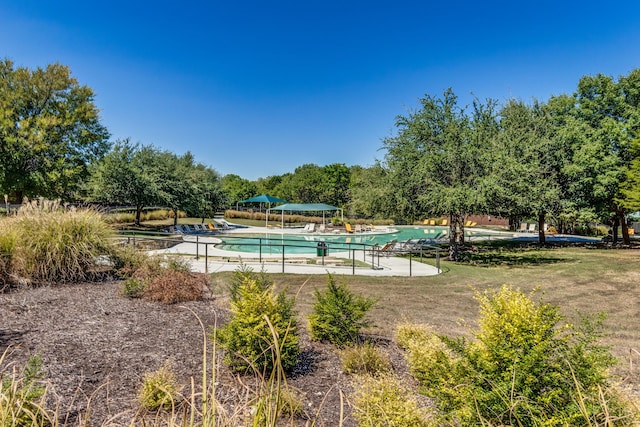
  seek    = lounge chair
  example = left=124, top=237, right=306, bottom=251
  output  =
left=345, top=223, right=354, bottom=233
left=528, top=223, right=536, bottom=232
left=376, top=240, right=398, bottom=256
left=306, top=223, right=316, bottom=233
left=423, top=219, right=430, bottom=225
left=318, top=224, right=327, bottom=233
left=519, top=222, right=528, bottom=232
left=217, top=219, right=236, bottom=229
left=441, top=219, right=448, bottom=226
left=213, top=219, right=230, bottom=230
left=355, top=224, right=363, bottom=233
left=206, top=223, right=218, bottom=231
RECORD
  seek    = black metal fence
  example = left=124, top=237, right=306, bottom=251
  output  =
left=116, top=231, right=442, bottom=276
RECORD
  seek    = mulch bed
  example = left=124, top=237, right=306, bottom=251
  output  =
left=0, top=280, right=412, bottom=426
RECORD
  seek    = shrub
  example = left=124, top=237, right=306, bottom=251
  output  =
left=307, top=274, right=376, bottom=347
left=143, top=270, right=206, bottom=304
left=0, top=353, right=48, bottom=427
left=351, top=374, right=431, bottom=427
left=137, top=361, right=182, bottom=411
left=340, top=342, right=391, bottom=375
left=120, top=277, right=145, bottom=298
left=214, top=277, right=299, bottom=373
left=110, top=244, right=149, bottom=276
left=228, top=262, right=273, bottom=303
left=399, top=285, right=639, bottom=426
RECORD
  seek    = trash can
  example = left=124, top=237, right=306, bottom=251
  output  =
left=316, top=242, right=328, bottom=256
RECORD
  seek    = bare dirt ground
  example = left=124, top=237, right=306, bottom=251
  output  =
left=0, top=280, right=411, bottom=426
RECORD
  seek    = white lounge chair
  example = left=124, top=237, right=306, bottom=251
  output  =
left=528, top=223, right=536, bottom=232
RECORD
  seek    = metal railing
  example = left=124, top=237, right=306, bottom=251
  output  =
left=116, top=230, right=442, bottom=276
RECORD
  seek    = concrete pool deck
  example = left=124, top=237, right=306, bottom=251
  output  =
left=149, top=225, right=443, bottom=276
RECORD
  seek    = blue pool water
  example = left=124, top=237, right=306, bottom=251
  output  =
left=217, top=226, right=494, bottom=254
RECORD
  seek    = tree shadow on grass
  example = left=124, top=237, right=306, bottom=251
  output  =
left=458, top=247, right=572, bottom=267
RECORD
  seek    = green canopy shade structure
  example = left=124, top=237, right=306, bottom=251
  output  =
left=266, top=203, right=343, bottom=228
left=239, top=194, right=288, bottom=213
left=240, top=194, right=288, bottom=204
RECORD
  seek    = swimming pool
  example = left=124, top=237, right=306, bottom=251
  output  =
left=217, top=226, right=497, bottom=254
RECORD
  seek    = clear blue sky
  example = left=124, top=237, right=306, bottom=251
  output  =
left=2, top=1, right=639, bottom=180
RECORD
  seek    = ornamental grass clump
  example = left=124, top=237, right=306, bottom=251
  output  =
left=398, top=285, right=640, bottom=426
left=339, top=341, right=391, bottom=376
left=351, top=373, right=432, bottom=427
left=0, top=352, right=49, bottom=427
left=137, top=361, right=182, bottom=411
left=1, top=198, right=114, bottom=285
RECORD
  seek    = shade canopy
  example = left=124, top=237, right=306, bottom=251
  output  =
left=240, top=194, right=288, bottom=204
left=266, top=203, right=344, bottom=228
left=268, top=203, right=339, bottom=212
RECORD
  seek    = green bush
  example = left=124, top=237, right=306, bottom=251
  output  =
left=352, top=374, right=432, bottom=427
left=340, top=342, right=391, bottom=375
left=307, top=274, right=376, bottom=347
left=399, top=285, right=639, bottom=426
left=120, top=277, right=145, bottom=298
left=137, top=361, right=182, bottom=411
left=214, top=277, right=300, bottom=373
left=228, top=262, right=273, bottom=303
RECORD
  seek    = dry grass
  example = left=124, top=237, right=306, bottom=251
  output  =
left=226, top=246, right=640, bottom=383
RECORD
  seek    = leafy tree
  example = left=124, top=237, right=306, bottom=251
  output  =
left=488, top=100, right=565, bottom=243
left=382, top=89, right=494, bottom=258
left=348, top=163, right=396, bottom=219
left=220, top=174, right=257, bottom=209
left=556, top=70, right=640, bottom=243
left=86, top=140, right=162, bottom=225
left=255, top=174, right=283, bottom=196
left=320, top=163, right=351, bottom=207
left=0, top=59, right=110, bottom=201
left=618, top=139, right=640, bottom=213
left=155, top=151, right=222, bottom=224
left=275, top=164, right=325, bottom=203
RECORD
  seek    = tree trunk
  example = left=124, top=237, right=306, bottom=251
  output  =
left=448, top=213, right=465, bottom=261
left=173, top=208, right=179, bottom=226
left=135, top=205, right=142, bottom=226
left=612, top=216, right=619, bottom=243
left=538, top=213, right=546, bottom=245
left=619, top=209, right=630, bottom=245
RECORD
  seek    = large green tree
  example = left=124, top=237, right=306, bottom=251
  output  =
left=487, top=100, right=565, bottom=244
left=382, top=89, right=494, bottom=258
left=86, top=140, right=161, bottom=225
left=220, top=174, right=257, bottom=209
left=0, top=59, right=110, bottom=201
left=555, top=70, right=640, bottom=243
left=156, top=151, right=222, bottom=224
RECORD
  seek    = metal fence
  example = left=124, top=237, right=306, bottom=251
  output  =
left=117, top=231, right=442, bottom=276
